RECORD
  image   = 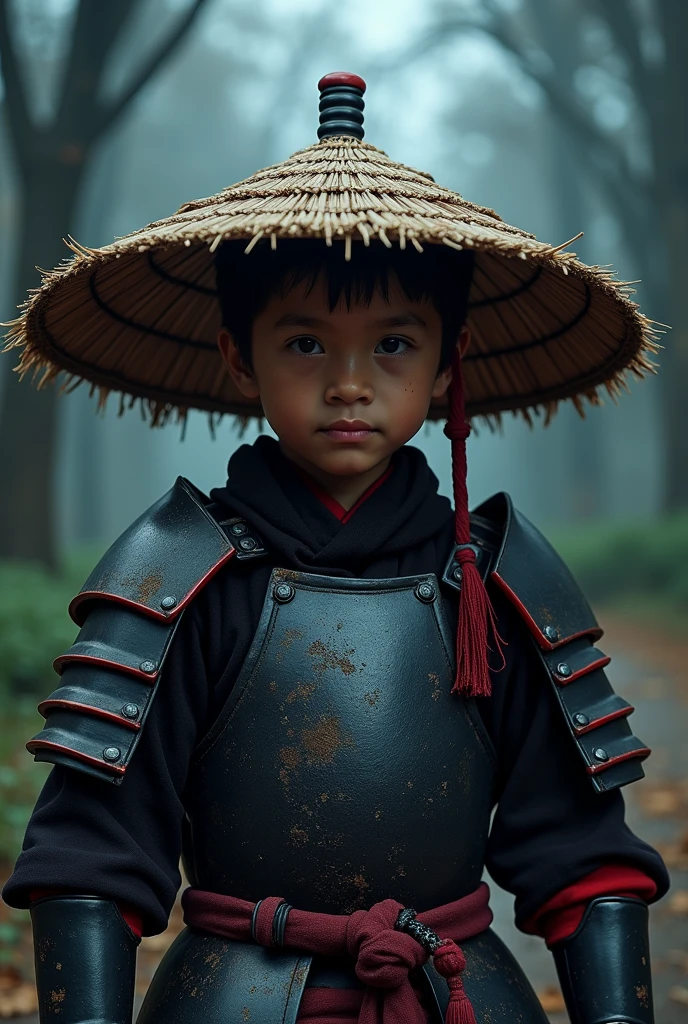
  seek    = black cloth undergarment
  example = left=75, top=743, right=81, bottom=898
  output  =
left=2, top=437, right=669, bottom=933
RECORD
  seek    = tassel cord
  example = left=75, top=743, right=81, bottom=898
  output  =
left=443, top=349, right=505, bottom=697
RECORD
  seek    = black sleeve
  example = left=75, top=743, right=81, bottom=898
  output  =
left=477, top=594, right=670, bottom=931
left=1, top=597, right=212, bottom=936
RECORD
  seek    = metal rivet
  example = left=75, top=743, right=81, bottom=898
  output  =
left=274, top=583, right=295, bottom=604
left=160, top=596, right=176, bottom=610
left=139, top=660, right=157, bottom=674
left=573, top=713, right=589, bottom=727
left=121, top=703, right=140, bottom=720
left=593, top=747, right=609, bottom=762
left=415, top=582, right=436, bottom=603
left=230, top=522, right=247, bottom=536
left=238, top=536, right=257, bottom=551
left=556, top=662, right=572, bottom=678
left=452, top=566, right=463, bottom=584
left=103, top=746, right=121, bottom=762
left=544, top=625, right=559, bottom=642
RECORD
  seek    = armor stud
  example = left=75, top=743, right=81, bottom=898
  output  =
left=415, top=582, right=436, bottom=603
left=102, top=746, right=121, bottom=762
left=274, top=583, right=295, bottom=604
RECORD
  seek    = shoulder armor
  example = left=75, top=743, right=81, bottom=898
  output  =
left=27, top=478, right=266, bottom=784
left=443, top=493, right=650, bottom=793
left=481, top=492, right=602, bottom=650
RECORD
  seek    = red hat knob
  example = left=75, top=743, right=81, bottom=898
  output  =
left=317, top=72, right=366, bottom=141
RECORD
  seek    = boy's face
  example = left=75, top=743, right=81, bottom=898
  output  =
left=218, top=272, right=463, bottom=481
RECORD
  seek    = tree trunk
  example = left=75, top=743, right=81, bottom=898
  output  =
left=550, top=124, right=608, bottom=519
left=654, top=2, right=688, bottom=510
left=0, top=158, right=86, bottom=566
left=661, top=224, right=688, bottom=510
left=526, top=0, right=605, bottom=518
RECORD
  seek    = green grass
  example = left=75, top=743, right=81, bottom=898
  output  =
left=549, top=512, right=688, bottom=616
left=0, top=703, right=50, bottom=868
left=0, top=705, right=49, bottom=964
left=0, top=550, right=101, bottom=698
left=0, top=553, right=98, bottom=867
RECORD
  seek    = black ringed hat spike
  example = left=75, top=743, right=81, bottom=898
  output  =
left=317, top=71, right=366, bottom=140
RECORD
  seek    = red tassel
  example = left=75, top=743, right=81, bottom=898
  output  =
left=433, top=940, right=477, bottom=1024
left=452, top=557, right=497, bottom=698
left=444, top=349, right=504, bottom=698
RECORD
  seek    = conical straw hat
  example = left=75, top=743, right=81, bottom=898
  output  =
left=4, top=74, right=659, bottom=426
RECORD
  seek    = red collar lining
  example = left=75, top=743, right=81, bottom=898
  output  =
left=298, top=465, right=393, bottom=523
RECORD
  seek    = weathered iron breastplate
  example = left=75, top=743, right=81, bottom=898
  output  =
left=183, top=569, right=497, bottom=915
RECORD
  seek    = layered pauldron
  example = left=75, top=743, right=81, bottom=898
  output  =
left=443, top=493, right=650, bottom=793
left=28, top=482, right=649, bottom=794
left=27, top=478, right=267, bottom=784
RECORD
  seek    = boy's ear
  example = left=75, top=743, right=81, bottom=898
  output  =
left=217, top=329, right=260, bottom=399
left=432, top=325, right=471, bottom=400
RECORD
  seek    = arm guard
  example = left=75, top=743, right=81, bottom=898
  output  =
left=31, top=896, right=139, bottom=1024
left=443, top=493, right=650, bottom=793
left=27, top=477, right=265, bottom=784
left=552, top=897, right=654, bottom=1024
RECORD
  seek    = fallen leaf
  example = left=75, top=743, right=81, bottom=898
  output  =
left=669, top=985, right=688, bottom=1005
left=668, top=949, right=688, bottom=973
left=141, top=934, right=171, bottom=953
left=0, top=968, right=19, bottom=992
left=536, top=985, right=566, bottom=1013
left=0, top=968, right=37, bottom=1019
left=636, top=786, right=684, bottom=817
left=668, top=890, right=688, bottom=916
left=635, top=676, right=667, bottom=699
left=656, top=831, right=688, bottom=871
left=635, top=778, right=688, bottom=817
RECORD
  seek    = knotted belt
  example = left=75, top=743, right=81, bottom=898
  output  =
left=182, top=882, right=492, bottom=1024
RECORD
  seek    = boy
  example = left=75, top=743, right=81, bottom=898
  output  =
left=3, top=73, right=668, bottom=1024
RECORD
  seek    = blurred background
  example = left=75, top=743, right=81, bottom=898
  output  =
left=0, top=0, right=686, bottom=1021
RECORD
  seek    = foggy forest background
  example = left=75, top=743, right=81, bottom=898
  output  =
left=2, top=0, right=686, bottom=560
left=1, top=2, right=688, bottom=1021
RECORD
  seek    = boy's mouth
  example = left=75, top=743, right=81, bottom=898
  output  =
left=320, top=419, right=377, bottom=442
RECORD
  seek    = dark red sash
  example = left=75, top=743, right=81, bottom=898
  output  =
left=182, top=882, right=492, bottom=1024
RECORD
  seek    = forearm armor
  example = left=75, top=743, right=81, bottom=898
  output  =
left=552, top=896, right=654, bottom=1024
left=31, top=896, right=139, bottom=1024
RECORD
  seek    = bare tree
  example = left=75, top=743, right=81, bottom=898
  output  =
left=0, top=0, right=209, bottom=567
left=409, top=0, right=688, bottom=510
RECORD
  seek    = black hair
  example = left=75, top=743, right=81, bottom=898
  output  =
left=214, top=238, right=474, bottom=372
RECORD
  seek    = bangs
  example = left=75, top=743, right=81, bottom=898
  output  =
left=215, top=239, right=474, bottom=369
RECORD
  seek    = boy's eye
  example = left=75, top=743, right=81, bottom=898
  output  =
left=375, top=336, right=410, bottom=355
left=289, top=336, right=324, bottom=355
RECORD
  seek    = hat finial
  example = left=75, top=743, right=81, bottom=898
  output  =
left=317, top=72, right=366, bottom=141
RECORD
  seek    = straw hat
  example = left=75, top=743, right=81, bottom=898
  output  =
left=4, top=72, right=658, bottom=425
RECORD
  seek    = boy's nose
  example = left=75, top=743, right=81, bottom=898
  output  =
left=325, top=363, right=374, bottom=404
